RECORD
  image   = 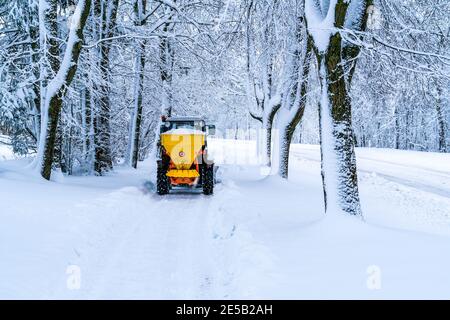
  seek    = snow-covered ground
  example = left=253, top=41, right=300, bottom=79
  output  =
left=1, top=139, right=450, bottom=299
left=0, top=137, right=18, bottom=161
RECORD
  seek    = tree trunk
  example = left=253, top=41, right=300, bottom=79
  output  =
left=94, top=0, right=119, bottom=174
left=306, top=0, right=369, bottom=216
left=394, top=104, right=400, bottom=149
left=53, top=118, right=64, bottom=172
left=278, top=86, right=309, bottom=179
left=278, top=125, right=293, bottom=179
left=81, top=83, right=94, bottom=173
left=436, top=86, right=447, bottom=153
left=316, top=37, right=361, bottom=216
left=127, top=0, right=147, bottom=169
left=38, top=0, right=60, bottom=175
left=129, top=41, right=146, bottom=169
left=28, top=5, right=41, bottom=143
left=94, top=51, right=113, bottom=173
left=262, top=105, right=280, bottom=167
left=160, top=21, right=174, bottom=117
left=278, top=29, right=312, bottom=179
left=405, top=109, right=411, bottom=149
left=38, top=0, right=92, bottom=180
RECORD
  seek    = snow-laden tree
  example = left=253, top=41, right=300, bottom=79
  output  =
left=126, top=0, right=147, bottom=169
left=35, top=0, right=91, bottom=180
left=0, top=0, right=41, bottom=155
left=274, top=1, right=314, bottom=179
left=243, top=0, right=287, bottom=166
left=2, top=0, right=448, bottom=185
left=305, top=0, right=372, bottom=216
left=92, top=0, right=119, bottom=174
left=350, top=0, right=450, bottom=153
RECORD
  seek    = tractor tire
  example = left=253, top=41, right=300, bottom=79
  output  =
left=202, top=164, right=214, bottom=195
left=157, top=165, right=170, bottom=195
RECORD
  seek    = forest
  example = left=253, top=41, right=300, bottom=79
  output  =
left=1, top=0, right=449, bottom=213
left=1, top=0, right=450, bottom=299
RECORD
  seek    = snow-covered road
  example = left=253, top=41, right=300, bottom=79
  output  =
left=80, top=189, right=219, bottom=299
left=291, top=145, right=450, bottom=198
left=290, top=144, right=450, bottom=236
left=1, top=140, right=450, bottom=299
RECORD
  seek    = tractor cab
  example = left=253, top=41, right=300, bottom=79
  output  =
left=160, top=118, right=210, bottom=134
left=156, top=117, right=215, bottom=195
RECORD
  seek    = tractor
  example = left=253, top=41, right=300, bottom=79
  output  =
left=156, top=116, right=216, bottom=195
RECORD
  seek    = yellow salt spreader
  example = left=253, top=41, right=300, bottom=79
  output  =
left=156, top=117, right=216, bottom=195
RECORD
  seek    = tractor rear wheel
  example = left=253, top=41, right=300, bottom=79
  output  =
left=157, top=165, right=170, bottom=195
left=202, top=164, right=214, bottom=195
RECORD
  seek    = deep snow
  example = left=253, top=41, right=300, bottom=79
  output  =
left=1, top=139, right=450, bottom=299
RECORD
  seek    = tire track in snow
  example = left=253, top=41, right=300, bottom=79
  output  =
left=74, top=188, right=174, bottom=298
left=162, top=192, right=218, bottom=299
left=75, top=184, right=232, bottom=299
left=58, top=175, right=256, bottom=299
left=357, top=155, right=450, bottom=177
left=160, top=182, right=244, bottom=299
